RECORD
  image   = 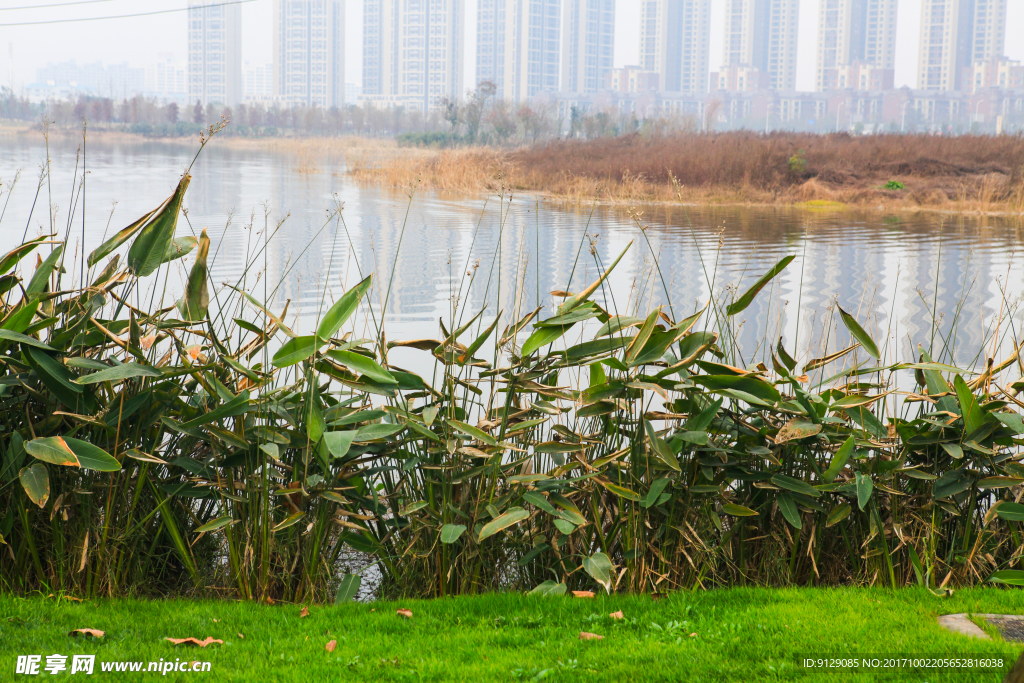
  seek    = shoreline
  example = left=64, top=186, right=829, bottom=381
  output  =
left=4, top=123, right=1022, bottom=218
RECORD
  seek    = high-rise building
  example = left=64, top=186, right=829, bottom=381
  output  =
left=363, top=0, right=465, bottom=112
left=719, top=0, right=799, bottom=91
left=187, top=0, right=242, bottom=106
left=273, top=0, right=344, bottom=108
left=146, top=54, right=188, bottom=103
left=477, top=0, right=562, bottom=101
left=816, top=0, right=897, bottom=91
left=918, top=0, right=1007, bottom=91
left=36, top=60, right=145, bottom=99
left=639, top=0, right=712, bottom=95
left=243, top=62, right=274, bottom=100
left=561, top=0, right=615, bottom=95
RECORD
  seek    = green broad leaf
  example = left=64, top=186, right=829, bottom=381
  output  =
left=565, top=336, right=632, bottom=361
left=260, top=443, right=281, bottom=461
left=63, top=438, right=121, bottom=472
left=176, top=228, right=210, bottom=321
left=26, top=244, right=64, bottom=296
left=316, top=275, right=372, bottom=342
left=326, top=349, right=396, bottom=384
left=195, top=516, right=234, bottom=533
left=321, top=491, right=347, bottom=505
left=0, top=328, right=54, bottom=350
left=992, top=411, right=1024, bottom=435
left=460, top=312, right=502, bottom=363
left=323, top=431, right=356, bottom=460
left=88, top=205, right=158, bottom=267
left=836, top=305, right=880, bottom=359
left=994, top=502, right=1024, bottom=522
left=726, top=254, right=795, bottom=316
left=624, top=308, right=662, bottom=366
left=776, top=493, right=802, bottom=529
left=722, top=503, right=758, bottom=517
left=553, top=518, right=576, bottom=535
left=692, top=375, right=781, bottom=405
left=440, top=524, right=467, bottom=544
left=24, top=347, right=83, bottom=403
left=177, top=391, right=250, bottom=430
left=645, top=420, right=680, bottom=471
left=353, top=423, right=404, bottom=441
left=126, top=174, right=191, bottom=277
left=75, top=362, right=162, bottom=384
left=307, top=400, right=326, bottom=443
left=521, top=323, right=574, bottom=357
left=987, top=570, right=1024, bottom=586
left=272, top=335, right=317, bottom=368
left=822, top=436, right=854, bottom=482
left=523, top=491, right=557, bottom=514
left=421, top=405, right=439, bottom=426
left=597, top=479, right=640, bottom=501
left=939, top=442, right=964, bottom=460
left=977, top=476, right=1024, bottom=489
left=0, top=235, right=50, bottom=275
left=20, top=463, right=49, bottom=508
left=528, top=580, right=567, bottom=596
left=400, top=501, right=429, bottom=516
left=953, top=375, right=985, bottom=435
left=826, top=502, right=852, bottom=527
left=533, top=442, right=584, bottom=453
left=534, top=303, right=601, bottom=327
left=2, top=299, right=39, bottom=333
left=25, top=437, right=79, bottom=467
left=272, top=512, right=305, bottom=533
left=770, top=474, right=822, bottom=498
left=775, top=419, right=821, bottom=443
left=447, top=419, right=498, bottom=447
left=595, top=315, right=644, bottom=337
left=478, top=507, right=529, bottom=541
left=557, top=240, right=632, bottom=315
left=336, top=573, right=361, bottom=602
left=856, top=472, right=873, bottom=510
left=641, top=478, right=671, bottom=509
left=582, top=551, right=613, bottom=592
left=162, top=235, right=197, bottom=264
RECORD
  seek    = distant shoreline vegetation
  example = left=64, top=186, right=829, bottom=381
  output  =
left=1, top=131, right=1023, bottom=602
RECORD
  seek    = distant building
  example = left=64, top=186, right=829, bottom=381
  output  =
left=145, top=54, right=187, bottom=103
left=363, top=0, right=464, bottom=112
left=713, top=63, right=771, bottom=92
left=561, top=0, right=615, bottom=95
left=273, top=0, right=345, bottom=108
left=816, top=0, right=897, bottom=92
left=720, top=0, right=799, bottom=92
left=477, top=0, right=561, bottom=102
left=639, top=0, right=712, bottom=95
left=187, top=0, right=242, bottom=106
left=244, top=62, right=273, bottom=101
left=35, top=60, right=144, bottom=100
left=966, top=56, right=1024, bottom=92
left=605, top=65, right=659, bottom=93
left=918, top=0, right=1006, bottom=91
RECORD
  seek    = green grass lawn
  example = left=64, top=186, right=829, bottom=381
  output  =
left=2, top=588, right=1023, bottom=682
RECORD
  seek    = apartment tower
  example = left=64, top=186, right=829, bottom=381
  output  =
left=561, top=0, right=615, bottom=95
left=187, top=0, right=242, bottom=106
left=477, top=0, right=562, bottom=101
left=363, top=0, right=465, bottom=112
left=639, top=0, right=712, bottom=95
left=273, top=0, right=344, bottom=108
left=720, top=0, right=799, bottom=91
left=918, top=0, right=1006, bottom=90
left=816, top=0, right=898, bottom=91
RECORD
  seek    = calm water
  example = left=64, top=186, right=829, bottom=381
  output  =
left=2, top=137, right=1022, bottom=368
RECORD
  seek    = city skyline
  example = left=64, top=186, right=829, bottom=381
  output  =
left=3, top=0, right=1021, bottom=104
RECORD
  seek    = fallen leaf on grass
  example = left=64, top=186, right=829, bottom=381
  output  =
left=650, top=593, right=663, bottom=601
left=325, top=640, right=337, bottom=653
left=609, top=611, right=623, bottom=620
left=396, top=609, right=413, bottom=619
left=571, top=591, right=595, bottom=599
left=300, top=606, right=309, bottom=618
left=165, top=637, right=223, bottom=648
left=69, top=629, right=104, bottom=638
left=212, top=619, right=220, bottom=623
left=49, top=594, right=83, bottom=602
left=237, top=633, right=244, bottom=639
left=579, top=632, right=604, bottom=641
left=689, top=633, right=697, bottom=638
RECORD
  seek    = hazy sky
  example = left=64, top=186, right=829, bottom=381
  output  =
left=0, top=0, right=1021, bottom=93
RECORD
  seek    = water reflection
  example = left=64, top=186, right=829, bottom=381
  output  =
left=2, top=138, right=1021, bottom=368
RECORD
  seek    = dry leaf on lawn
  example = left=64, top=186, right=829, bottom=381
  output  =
left=650, top=592, right=663, bottom=600
left=609, top=611, right=623, bottom=620
left=237, top=633, right=244, bottom=639
left=396, top=609, right=413, bottom=619
left=571, top=591, right=595, bottom=598
left=300, top=606, right=309, bottom=618
left=165, top=637, right=223, bottom=648
left=325, top=640, right=337, bottom=653
left=579, top=632, right=604, bottom=641
left=69, top=629, right=104, bottom=638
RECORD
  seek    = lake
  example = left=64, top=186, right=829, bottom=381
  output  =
left=2, top=135, right=1022, bottom=369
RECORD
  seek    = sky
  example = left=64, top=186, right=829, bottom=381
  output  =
left=0, top=0, right=1021, bottom=94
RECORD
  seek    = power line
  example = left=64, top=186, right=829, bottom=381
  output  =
left=0, top=0, right=257, bottom=26
left=1, top=0, right=122, bottom=13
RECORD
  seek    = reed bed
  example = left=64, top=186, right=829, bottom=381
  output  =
left=1, top=131, right=1024, bottom=605
left=349, top=131, right=1024, bottom=213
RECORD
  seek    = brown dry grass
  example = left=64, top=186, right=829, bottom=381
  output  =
left=349, top=131, right=1024, bottom=214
